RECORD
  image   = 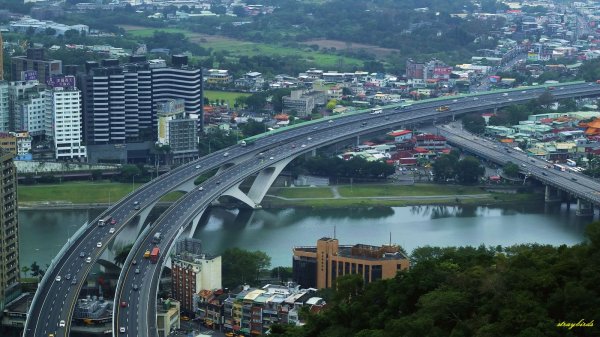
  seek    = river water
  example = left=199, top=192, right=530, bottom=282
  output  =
left=19, top=202, right=591, bottom=270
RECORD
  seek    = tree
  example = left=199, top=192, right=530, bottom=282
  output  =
left=114, top=244, right=133, bottom=267
left=221, top=248, right=271, bottom=288
left=21, top=266, right=31, bottom=277
left=462, top=113, right=486, bottom=134
left=240, top=119, right=267, bottom=137
left=503, top=161, right=520, bottom=177
left=30, top=261, right=43, bottom=278
left=537, top=90, right=555, bottom=108
left=326, top=99, right=337, bottom=111
left=270, top=266, right=293, bottom=282
left=455, top=156, right=484, bottom=184
left=432, top=154, right=458, bottom=182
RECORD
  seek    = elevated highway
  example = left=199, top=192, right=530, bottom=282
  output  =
left=23, top=81, right=600, bottom=337
left=438, top=125, right=600, bottom=214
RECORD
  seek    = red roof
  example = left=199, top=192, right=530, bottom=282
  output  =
left=389, top=130, right=412, bottom=137
left=413, top=147, right=429, bottom=153
left=416, top=134, right=446, bottom=141
left=540, top=118, right=554, bottom=124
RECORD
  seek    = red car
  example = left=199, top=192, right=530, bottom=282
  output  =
left=120, top=301, right=127, bottom=308
left=111, top=219, right=117, bottom=225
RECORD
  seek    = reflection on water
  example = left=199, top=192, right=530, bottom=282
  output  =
left=19, top=201, right=591, bottom=270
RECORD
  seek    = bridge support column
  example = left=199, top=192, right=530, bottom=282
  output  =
left=576, top=199, right=594, bottom=217
left=544, top=185, right=561, bottom=203
left=221, top=155, right=297, bottom=209
left=356, top=135, right=360, bottom=146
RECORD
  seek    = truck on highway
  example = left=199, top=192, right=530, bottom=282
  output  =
left=239, top=139, right=256, bottom=147
left=436, top=106, right=450, bottom=112
left=150, top=247, right=160, bottom=263
left=152, top=232, right=162, bottom=244
left=553, top=164, right=566, bottom=172
left=98, top=215, right=112, bottom=227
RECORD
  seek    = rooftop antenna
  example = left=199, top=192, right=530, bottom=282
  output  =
left=389, top=232, right=392, bottom=246
left=334, top=225, right=336, bottom=240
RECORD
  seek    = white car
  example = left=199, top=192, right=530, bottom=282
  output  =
left=59, top=320, right=65, bottom=328
left=269, top=157, right=274, bottom=160
left=198, top=186, right=204, bottom=191
left=85, top=257, right=92, bottom=263
left=55, top=276, right=62, bottom=282
left=96, top=242, right=102, bottom=248
left=301, top=144, right=306, bottom=148
left=120, top=327, right=126, bottom=333
left=223, top=152, right=229, bottom=157
left=195, top=165, right=201, bottom=169
left=109, top=227, right=115, bottom=234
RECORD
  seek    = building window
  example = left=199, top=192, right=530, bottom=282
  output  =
left=371, top=265, right=382, bottom=283
left=345, top=262, right=350, bottom=274
left=331, top=261, right=337, bottom=283
left=351, top=263, right=356, bottom=274
left=358, top=264, right=363, bottom=276
left=364, top=265, right=370, bottom=283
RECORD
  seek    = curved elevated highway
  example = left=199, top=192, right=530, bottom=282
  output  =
left=23, top=82, right=600, bottom=337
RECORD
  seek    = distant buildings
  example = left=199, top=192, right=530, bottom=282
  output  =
left=10, top=48, right=62, bottom=84
left=9, top=17, right=89, bottom=36
left=292, top=237, right=410, bottom=289
left=156, top=99, right=199, bottom=164
left=157, top=298, right=180, bottom=337
left=282, top=90, right=326, bottom=117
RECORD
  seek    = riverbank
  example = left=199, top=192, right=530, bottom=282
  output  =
left=263, top=185, right=542, bottom=208
left=17, top=182, right=541, bottom=209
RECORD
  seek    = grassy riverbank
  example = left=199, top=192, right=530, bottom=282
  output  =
left=18, top=181, right=184, bottom=205
left=16, top=181, right=540, bottom=208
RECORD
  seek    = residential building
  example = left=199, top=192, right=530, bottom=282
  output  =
left=205, top=69, right=232, bottom=84
left=156, top=298, right=180, bottom=337
left=221, top=284, right=323, bottom=336
left=234, top=72, right=264, bottom=91
left=171, top=238, right=222, bottom=313
left=0, top=82, right=8, bottom=132
left=10, top=48, right=62, bottom=83
left=415, top=134, right=447, bottom=151
left=45, top=79, right=87, bottom=161
left=282, top=90, right=325, bottom=117
left=0, top=150, right=19, bottom=311
left=388, top=130, right=413, bottom=143
left=7, top=80, right=44, bottom=132
left=292, top=237, right=410, bottom=289
left=0, top=133, right=16, bottom=155
left=156, top=99, right=198, bottom=164
left=14, top=90, right=46, bottom=136
left=15, top=131, right=32, bottom=159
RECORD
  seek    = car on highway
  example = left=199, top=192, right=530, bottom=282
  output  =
left=473, top=97, right=478, bottom=100
left=195, top=165, right=201, bottom=169
left=216, top=181, right=221, bottom=185
left=269, top=157, right=274, bottom=160
left=65, top=274, right=71, bottom=280
left=571, top=177, right=578, bottom=181
left=58, top=320, right=65, bottom=328
left=301, top=144, right=306, bottom=148
left=119, top=327, right=126, bottom=333
left=307, top=137, right=312, bottom=141
left=135, top=268, right=140, bottom=274
left=109, top=227, right=115, bottom=234
left=329, top=119, right=334, bottom=123
left=291, top=144, right=296, bottom=148
left=110, top=219, right=117, bottom=225
left=120, top=301, right=127, bottom=308
left=133, top=284, right=139, bottom=291
left=96, top=242, right=102, bottom=248
left=71, top=278, right=76, bottom=285
left=79, top=252, right=85, bottom=258
left=223, top=152, right=229, bottom=157
left=133, top=201, right=139, bottom=205
left=198, top=186, right=204, bottom=191
left=55, top=276, right=61, bottom=282
left=134, top=205, right=140, bottom=210
left=85, top=257, right=92, bottom=263
left=132, top=260, right=137, bottom=265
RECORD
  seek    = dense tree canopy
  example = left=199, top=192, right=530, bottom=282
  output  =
left=272, top=221, right=600, bottom=337
left=222, top=248, right=271, bottom=289
left=302, top=156, right=395, bottom=179
left=462, top=113, right=486, bottom=134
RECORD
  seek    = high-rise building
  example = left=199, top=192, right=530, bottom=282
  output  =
left=80, top=56, right=202, bottom=145
left=292, top=237, right=410, bottom=289
left=12, top=86, right=46, bottom=136
left=0, top=32, right=4, bottom=81
left=0, top=83, right=8, bottom=132
left=0, top=150, right=19, bottom=311
left=7, top=80, right=44, bottom=132
left=10, top=48, right=62, bottom=83
left=45, top=77, right=87, bottom=161
left=171, top=238, right=221, bottom=313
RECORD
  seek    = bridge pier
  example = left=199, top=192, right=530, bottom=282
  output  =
left=576, top=199, right=594, bottom=217
left=221, top=155, right=297, bottom=209
left=544, top=185, right=561, bottom=203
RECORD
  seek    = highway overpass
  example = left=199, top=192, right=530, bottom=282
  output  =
left=23, top=81, right=600, bottom=337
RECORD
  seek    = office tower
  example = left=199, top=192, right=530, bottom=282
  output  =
left=7, top=80, right=43, bottom=132
left=0, top=83, right=7, bottom=132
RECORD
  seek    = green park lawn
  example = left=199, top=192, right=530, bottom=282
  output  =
left=204, top=90, right=250, bottom=106
left=271, top=187, right=334, bottom=199
left=337, top=184, right=486, bottom=197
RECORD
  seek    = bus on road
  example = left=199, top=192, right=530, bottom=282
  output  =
left=150, top=247, right=160, bottom=264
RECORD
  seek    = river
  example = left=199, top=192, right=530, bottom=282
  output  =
left=19, top=202, right=590, bottom=270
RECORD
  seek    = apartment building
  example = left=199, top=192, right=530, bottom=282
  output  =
left=0, top=83, right=8, bottom=132
left=7, top=80, right=44, bottom=132
left=0, top=151, right=19, bottom=311
left=45, top=81, right=87, bottom=160
left=156, top=298, right=180, bottom=337
left=10, top=48, right=62, bottom=83
left=156, top=99, right=199, bottom=164
left=293, top=237, right=410, bottom=289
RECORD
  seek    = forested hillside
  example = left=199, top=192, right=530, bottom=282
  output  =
left=271, top=222, right=600, bottom=337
